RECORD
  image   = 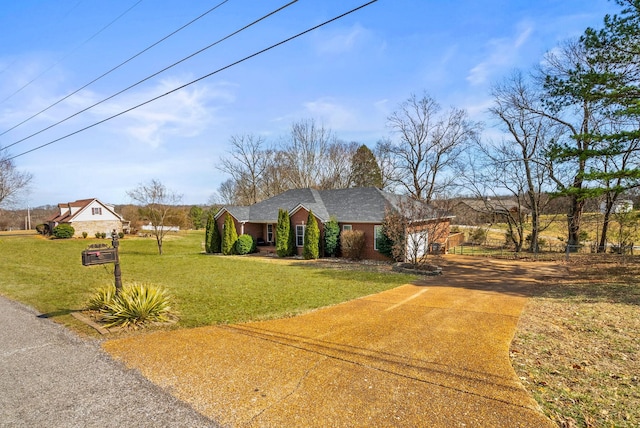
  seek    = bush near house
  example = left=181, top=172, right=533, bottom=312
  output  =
left=324, top=217, right=340, bottom=257
left=303, top=211, right=320, bottom=259
left=222, top=214, right=238, bottom=255
left=276, top=209, right=292, bottom=257
left=235, top=234, right=254, bottom=255
left=52, top=224, right=75, bottom=239
left=341, top=230, right=365, bottom=260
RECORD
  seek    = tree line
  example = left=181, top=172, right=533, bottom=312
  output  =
left=217, top=0, right=640, bottom=253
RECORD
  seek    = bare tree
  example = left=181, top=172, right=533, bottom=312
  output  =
left=486, top=71, right=559, bottom=252
left=319, top=140, right=358, bottom=189
left=127, top=179, right=183, bottom=255
left=384, top=93, right=480, bottom=202
left=281, top=119, right=333, bottom=189
left=0, top=148, right=32, bottom=208
left=218, top=134, right=269, bottom=205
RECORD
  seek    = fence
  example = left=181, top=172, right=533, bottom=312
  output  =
left=448, top=240, right=639, bottom=262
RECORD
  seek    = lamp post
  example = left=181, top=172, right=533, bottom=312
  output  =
left=111, top=230, right=123, bottom=295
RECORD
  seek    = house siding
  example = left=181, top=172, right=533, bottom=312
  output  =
left=339, top=222, right=389, bottom=261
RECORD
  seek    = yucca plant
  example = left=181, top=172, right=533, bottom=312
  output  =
left=86, top=285, right=117, bottom=311
left=88, top=283, right=176, bottom=329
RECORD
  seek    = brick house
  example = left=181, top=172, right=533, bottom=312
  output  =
left=47, top=198, right=129, bottom=237
left=215, top=187, right=453, bottom=261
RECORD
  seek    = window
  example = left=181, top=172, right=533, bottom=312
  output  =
left=267, top=224, right=273, bottom=243
left=296, top=225, right=305, bottom=247
left=342, top=224, right=352, bottom=231
left=92, top=207, right=102, bottom=215
left=374, top=225, right=383, bottom=251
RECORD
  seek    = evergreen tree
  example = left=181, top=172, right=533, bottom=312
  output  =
left=350, top=144, right=383, bottom=188
left=324, top=217, right=340, bottom=257
left=204, top=210, right=215, bottom=253
left=189, top=206, right=204, bottom=229
left=210, top=213, right=221, bottom=253
left=276, top=209, right=290, bottom=257
left=303, top=211, right=320, bottom=259
left=222, top=214, right=238, bottom=255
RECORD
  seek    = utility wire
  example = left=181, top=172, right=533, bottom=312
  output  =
left=7, top=0, right=378, bottom=161
left=3, top=0, right=298, bottom=151
left=0, top=0, right=143, bottom=105
left=0, top=0, right=232, bottom=137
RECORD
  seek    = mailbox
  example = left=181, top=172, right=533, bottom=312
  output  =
left=82, top=247, right=117, bottom=266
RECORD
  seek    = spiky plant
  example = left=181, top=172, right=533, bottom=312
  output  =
left=97, top=283, right=176, bottom=329
left=86, top=285, right=116, bottom=311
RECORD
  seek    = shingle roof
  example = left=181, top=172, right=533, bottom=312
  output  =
left=219, top=187, right=449, bottom=224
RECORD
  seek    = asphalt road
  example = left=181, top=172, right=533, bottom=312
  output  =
left=0, top=296, right=217, bottom=428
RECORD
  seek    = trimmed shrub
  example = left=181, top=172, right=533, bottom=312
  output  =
left=276, top=209, right=291, bottom=257
left=35, top=224, right=47, bottom=235
left=52, top=224, right=75, bottom=239
left=222, top=214, right=238, bottom=255
left=303, top=211, right=320, bottom=259
left=82, top=231, right=88, bottom=239
left=376, top=225, right=396, bottom=260
left=205, top=211, right=215, bottom=253
left=118, top=232, right=125, bottom=239
left=324, top=217, right=340, bottom=257
left=235, top=234, right=254, bottom=255
left=95, top=232, right=102, bottom=238
left=341, top=230, right=365, bottom=260
left=89, top=282, right=176, bottom=329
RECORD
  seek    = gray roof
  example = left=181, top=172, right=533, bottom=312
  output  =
left=217, top=187, right=446, bottom=224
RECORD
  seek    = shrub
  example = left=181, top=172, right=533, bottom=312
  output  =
left=118, top=232, right=124, bottom=239
left=470, top=227, right=487, bottom=244
left=35, top=224, right=47, bottom=235
left=341, top=230, right=365, bottom=260
left=52, top=224, right=75, bottom=239
left=86, top=285, right=117, bottom=311
left=89, top=282, right=176, bottom=329
left=235, top=234, right=254, bottom=255
left=95, top=232, right=102, bottom=238
left=376, top=225, right=396, bottom=260
left=205, top=210, right=221, bottom=253
left=222, top=214, right=238, bottom=255
left=324, top=217, right=340, bottom=257
left=276, top=209, right=291, bottom=257
left=82, top=231, right=88, bottom=239
left=303, top=211, right=320, bottom=259
left=101, top=232, right=107, bottom=239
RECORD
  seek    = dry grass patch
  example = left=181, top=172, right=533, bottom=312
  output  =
left=511, top=260, right=640, bottom=427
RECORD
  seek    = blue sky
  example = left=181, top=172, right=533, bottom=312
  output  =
left=0, top=0, right=618, bottom=207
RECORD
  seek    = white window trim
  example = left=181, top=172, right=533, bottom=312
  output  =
left=374, top=225, right=383, bottom=251
left=342, top=224, right=352, bottom=231
left=267, top=224, right=273, bottom=243
left=296, top=225, right=305, bottom=247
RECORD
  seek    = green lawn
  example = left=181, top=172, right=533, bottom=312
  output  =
left=0, top=231, right=414, bottom=330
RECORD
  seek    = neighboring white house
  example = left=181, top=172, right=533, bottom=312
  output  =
left=600, top=199, right=634, bottom=214
left=47, top=198, right=129, bottom=237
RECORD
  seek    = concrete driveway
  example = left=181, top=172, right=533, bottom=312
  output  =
left=104, top=256, right=563, bottom=427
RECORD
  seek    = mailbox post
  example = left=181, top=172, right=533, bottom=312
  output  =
left=111, top=230, right=123, bottom=295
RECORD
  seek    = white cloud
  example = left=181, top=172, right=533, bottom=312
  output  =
left=466, top=21, right=534, bottom=86
left=314, top=23, right=371, bottom=55
left=90, top=77, right=235, bottom=148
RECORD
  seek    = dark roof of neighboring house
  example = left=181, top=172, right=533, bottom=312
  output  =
left=217, top=187, right=450, bottom=224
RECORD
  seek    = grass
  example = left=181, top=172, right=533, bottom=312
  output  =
left=0, top=231, right=414, bottom=330
left=511, top=259, right=640, bottom=427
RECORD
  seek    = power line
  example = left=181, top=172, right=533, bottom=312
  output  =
left=0, top=0, right=143, bottom=105
left=0, top=0, right=232, bottom=137
left=3, top=0, right=298, bottom=151
left=7, top=0, right=379, bottom=162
